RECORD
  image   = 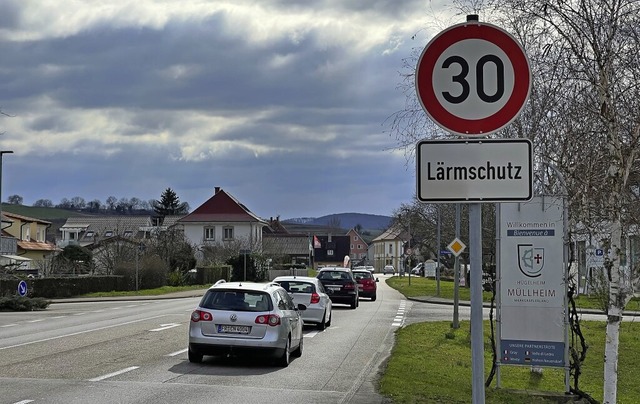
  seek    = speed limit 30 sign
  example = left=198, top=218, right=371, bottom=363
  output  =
left=416, top=21, right=531, bottom=136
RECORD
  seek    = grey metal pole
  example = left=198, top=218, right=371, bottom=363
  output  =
left=436, top=205, right=441, bottom=296
left=453, top=203, right=460, bottom=329
left=244, top=251, right=247, bottom=282
left=0, top=151, right=13, bottom=252
left=469, top=203, right=485, bottom=403
left=135, top=247, right=139, bottom=291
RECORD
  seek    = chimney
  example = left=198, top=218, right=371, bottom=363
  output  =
left=215, top=187, right=221, bottom=194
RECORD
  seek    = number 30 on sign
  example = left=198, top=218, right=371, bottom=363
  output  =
left=415, top=21, right=531, bottom=136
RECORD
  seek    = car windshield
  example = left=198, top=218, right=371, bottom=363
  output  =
left=277, top=280, right=315, bottom=294
left=200, top=290, right=273, bottom=312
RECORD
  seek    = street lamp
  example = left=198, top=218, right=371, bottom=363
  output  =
left=0, top=150, right=13, bottom=253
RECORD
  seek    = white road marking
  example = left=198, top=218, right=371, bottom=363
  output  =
left=392, top=300, right=407, bottom=327
left=1, top=323, right=18, bottom=328
left=88, top=366, right=139, bottom=382
left=0, top=314, right=171, bottom=351
left=166, top=348, right=188, bottom=357
left=149, top=323, right=181, bottom=332
left=304, top=330, right=319, bottom=338
left=13, top=400, right=34, bottom=404
left=27, top=319, right=45, bottom=323
left=73, top=312, right=87, bottom=316
left=50, top=316, right=66, bottom=319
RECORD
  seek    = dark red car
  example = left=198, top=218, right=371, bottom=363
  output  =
left=352, top=269, right=378, bottom=301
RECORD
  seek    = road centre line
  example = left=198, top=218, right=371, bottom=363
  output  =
left=0, top=314, right=171, bottom=351
left=166, top=348, right=188, bottom=357
left=88, top=366, right=139, bottom=382
left=12, top=400, right=34, bottom=404
left=1, top=324, right=18, bottom=328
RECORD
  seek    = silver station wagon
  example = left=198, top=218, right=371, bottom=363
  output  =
left=188, top=280, right=306, bottom=367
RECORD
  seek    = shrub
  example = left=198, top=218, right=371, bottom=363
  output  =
left=0, top=295, right=50, bottom=311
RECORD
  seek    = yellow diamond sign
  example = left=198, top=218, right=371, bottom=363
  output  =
left=447, top=238, right=466, bottom=257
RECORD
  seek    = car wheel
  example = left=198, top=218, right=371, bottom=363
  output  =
left=317, top=311, right=327, bottom=330
left=371, top=294, right=377, bottom=302
left=278, top=337, right=291, bottom=367
left=350, top=298, right=357, bottom=309
left=188, top=347, right=203, bottom=364
left=292, top=335, right=303, bottom=358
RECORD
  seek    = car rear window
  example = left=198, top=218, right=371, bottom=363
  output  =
left=318, top=271, right=351, bottom=280
left=353, top=271, right=372, bottom=280
left=277, top=281, right=315, bottom=294
left=200, top=290, right=273, bottom=312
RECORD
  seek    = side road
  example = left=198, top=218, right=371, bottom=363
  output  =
left=50, top=291, right=639, bottom=316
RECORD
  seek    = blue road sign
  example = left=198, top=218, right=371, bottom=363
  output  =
left=17, top=280, right=28, bottom=297
left=440, top=250, right=452, bottom=255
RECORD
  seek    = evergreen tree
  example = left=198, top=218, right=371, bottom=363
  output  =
left=152, top=188, right=189, bottom=217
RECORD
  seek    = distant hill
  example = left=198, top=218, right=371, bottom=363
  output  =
left=284, top=213, right=391, bottom=231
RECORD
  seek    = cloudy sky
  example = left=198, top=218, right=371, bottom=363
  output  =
left=0, top=0, right=458, bottom=219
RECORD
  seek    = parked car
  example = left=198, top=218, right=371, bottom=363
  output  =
left=352, top=269, right=378, bottom=301
left=273, top=276, right=332, bottom=330
left=353, top=265, right=375, bottom=273
left=383, top=265, right=395, bottom=275
left=188, top=280, right=306, bottom=367
left=316, top=267, right=359, bottom=309
left=411, top=262, right=424, bottom=276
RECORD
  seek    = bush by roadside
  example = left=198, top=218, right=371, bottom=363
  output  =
left=0, top=295, right=50, bottom=311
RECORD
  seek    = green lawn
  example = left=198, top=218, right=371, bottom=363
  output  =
left=386, top=275, right=640, bottom=312
left=382, top=276, right=640, bottom=403
left=79, top=284, right=209, bottom=298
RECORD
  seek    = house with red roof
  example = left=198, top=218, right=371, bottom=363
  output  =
left=178, top=187, right=268, bottom=251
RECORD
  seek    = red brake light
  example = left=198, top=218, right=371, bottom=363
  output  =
left=255, top=314, right=281, bottom=326
left=191, top=310, right=213, bottom=322
left=310, top=292, right=320, bottom=304
left=344, top=282, right=355, bottom=290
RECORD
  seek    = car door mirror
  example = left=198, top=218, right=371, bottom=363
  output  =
left=375, top=278, right=379, bottom=282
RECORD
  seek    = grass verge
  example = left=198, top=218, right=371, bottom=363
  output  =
left=386, top=276, right=639, bottom=312
left=380, top=320, right=640, bottom=403
left=79, top=284, right=209, bottom=298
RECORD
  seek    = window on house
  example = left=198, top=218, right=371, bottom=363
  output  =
left=327, top=249, right=334, bottom=256
left=85, top=231, right=94, bottom=238
left=69, top=232, right=76, bottom=240
left=124, top=231, right=133, bottom=237
left=204, top=227, right=215, bottom=241
left=223, top=226, right=234, bottom=240
left=357, top=244, right=362, bottom=249
left=389, top=244, right=393, bottom=254
left=351, top=244, right=354, bottom=249
left=105, top=231, right=114, bottom=237
left=354, top=236, right=359, bottom=241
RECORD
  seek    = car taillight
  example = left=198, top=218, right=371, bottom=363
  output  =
left=310, top=292, right=320, bottom=304
left=191, top=310, right=213, bottom=322
left=344, top=282, right=355, bottom=290
left=255, top=314, right=281, bottom=326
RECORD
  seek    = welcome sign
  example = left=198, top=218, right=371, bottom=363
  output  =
left=498, top=196, right=567, bottom=368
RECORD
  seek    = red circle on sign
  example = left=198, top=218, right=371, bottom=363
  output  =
left=416, top=22, right=531, bottom=136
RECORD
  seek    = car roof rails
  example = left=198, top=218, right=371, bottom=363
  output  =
left=213, top=279, right=226, bottom=286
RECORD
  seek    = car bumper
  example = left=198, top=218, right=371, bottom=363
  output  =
left=188, top=327, right=288, bottom=354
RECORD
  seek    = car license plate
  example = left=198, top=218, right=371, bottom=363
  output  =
left=328, top=285, right=341, bottom=291
left=218, top=325, right=250, bottom=334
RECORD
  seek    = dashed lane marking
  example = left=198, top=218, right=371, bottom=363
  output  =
left=88, top=366, right=139, bottom=382
left=392, top=300, right=407, bottom=327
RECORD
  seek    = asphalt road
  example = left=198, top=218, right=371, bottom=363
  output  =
left=0, top=276, right=408, bottom=404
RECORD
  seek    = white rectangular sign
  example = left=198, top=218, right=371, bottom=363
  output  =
left=416, top=139, right=532, bottom=203
left=498, top=196, right=566, bottom=368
